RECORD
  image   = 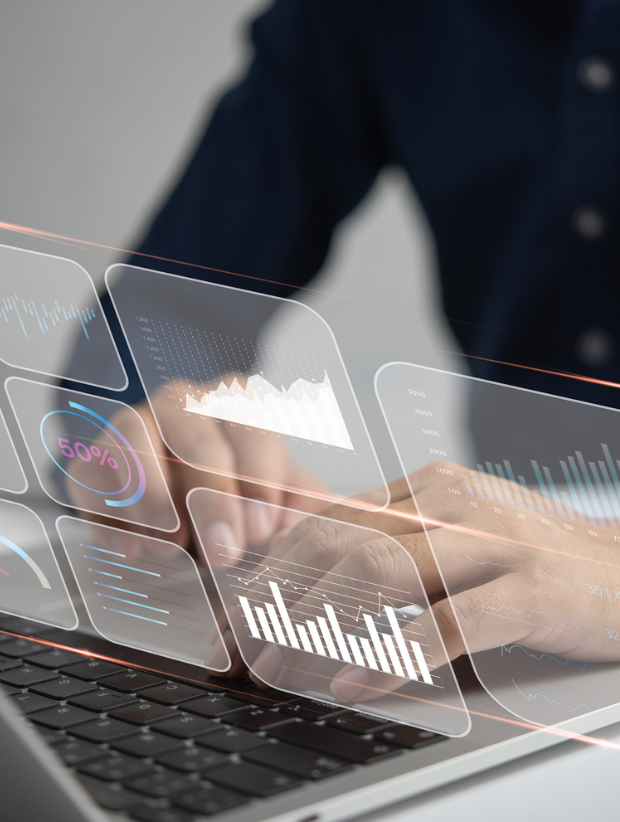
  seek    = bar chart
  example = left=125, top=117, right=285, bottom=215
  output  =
left=462, top=442, right=620, bottom=530
left=226, top=549, right=439, bottom=688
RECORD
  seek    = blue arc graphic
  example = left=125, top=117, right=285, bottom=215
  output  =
left=0, top=535, right=51, bottom=589
left=40, top=401, right=146, bottom=509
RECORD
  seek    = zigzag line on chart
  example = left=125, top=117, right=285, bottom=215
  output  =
left=501, top=644, right=595, bottom=671
left=512, top=680, right=604, bottom=714
left=466, top=556, right=573, bottom=591
left=233, top=562, right=410, bottom=622
left=481, top=603, right=585, bottom=631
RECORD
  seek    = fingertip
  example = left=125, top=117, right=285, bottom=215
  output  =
left=330, top=667, right=370, bottom=703
left=244, top=499, right=277, bottom=543
left=202, top=520, right=243, bottom=565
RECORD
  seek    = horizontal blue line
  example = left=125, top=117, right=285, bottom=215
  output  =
left=105, top=608, right=167, bottom=626
left=85, top=544, right=126, bottom=558
left=93, top=570, right=122, bottom=579
left=102, top=595, right=169, bottom=615
left=88, top=557, right=160, bottom=577
left=96, top=583, right=147, bottom=598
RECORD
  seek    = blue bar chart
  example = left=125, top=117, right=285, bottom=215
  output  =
left=462, top=443, right=620, bottom=530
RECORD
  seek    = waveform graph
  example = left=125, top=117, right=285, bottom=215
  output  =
left=56, top=517, right=230, bottom=670
left=185, top=372, right=354, bottom=450
left=188, top=487, right=470, bottom=735
left=6, top=379, right=179, bottom=532
left=106, top=263, right=389, bottom=508
left=0, top=243, right=126, bottom=389
left=0, top=499, right=77, bottom=629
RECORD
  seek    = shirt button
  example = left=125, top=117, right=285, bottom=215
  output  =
left=575, top=328, right=615, bottom=368
left=571, top=205, right=606, bottom=239
left=577, top=56, right=615, bottom=92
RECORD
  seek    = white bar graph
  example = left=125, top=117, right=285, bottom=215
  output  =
left=238, top=583, right=434, bottom=686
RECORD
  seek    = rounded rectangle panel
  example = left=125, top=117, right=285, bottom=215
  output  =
left=5, top=378, right=179, bottom=532
left=376, top=361, right=620, bottom=728
left=106, top=264, right=388, bottom=511
left=188, top=488, right=470, bottom=736
left=0, top=244, right=127, bottom=389
left=56, top=516, right=230, bottom=672
left=0, top=499, right=77, bottom=629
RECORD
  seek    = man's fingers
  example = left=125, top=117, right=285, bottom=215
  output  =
left=330, top=574, right=533, bottom=704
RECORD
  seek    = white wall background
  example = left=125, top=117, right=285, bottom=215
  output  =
left=0, top=0, right=466, bottom=485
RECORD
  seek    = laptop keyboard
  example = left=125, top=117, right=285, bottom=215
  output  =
left=0, top=630, right=447, bottom=821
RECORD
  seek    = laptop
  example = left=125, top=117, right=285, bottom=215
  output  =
left=1, top=247, right=619, bottom=820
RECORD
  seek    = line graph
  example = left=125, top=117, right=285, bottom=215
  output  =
left=225, top=549, right=439, bottom=687
left=0, top=293, right=96, bottom=340
left=185, top=372, right=354, bottom=450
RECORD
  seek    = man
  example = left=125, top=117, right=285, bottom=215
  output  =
left=95, top=0, right=620, bottom=688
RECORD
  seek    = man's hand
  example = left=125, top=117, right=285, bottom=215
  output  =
left=68, top=375, right=322, bottom=563
left=214, top=462, right=620, bottom=703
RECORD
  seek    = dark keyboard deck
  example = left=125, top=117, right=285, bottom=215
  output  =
left=0, top=629, right=446, bottom=821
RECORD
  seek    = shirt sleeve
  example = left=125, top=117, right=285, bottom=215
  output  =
left=130, top=0, right=386, bottom=291
left=92, top=0, right=387, bottom=403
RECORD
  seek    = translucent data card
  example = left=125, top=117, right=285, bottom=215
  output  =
left=377, top=362, right=620, bottom=728
left=0, top=407, right=27, bottom=494
left=106, top=264, right=388, bottom=509
left=0, top=500, right=77, bottom=629
left=57, top=516, right=230, bottom=671
left=188, top=488, right=469, bottom=736
left=0, top=244, right=127, bottom=389
left=6, top=379, right=179, bottom=532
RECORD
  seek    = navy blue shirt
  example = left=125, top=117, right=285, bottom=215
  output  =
left=127, top=0, right=620, bottom=407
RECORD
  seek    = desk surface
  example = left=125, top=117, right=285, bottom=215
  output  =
left=361, top=720, right=620, bottom=821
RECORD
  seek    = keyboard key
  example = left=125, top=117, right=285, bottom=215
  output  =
left=172, top=783, right=249, bottom=815
left=223, top=706, right=293, bottom=731
left=270, top=722, right=401, bottom=763
left=60, top=659, right=126, bottom=681
left=0, top=639, right=48, bottom=657
left=109, top=700, right=177, bottom=725
left=125, top=768, right=195, bottom=799
left=0, top=665, right=57, bottom=688
left=0, top=654, right=22, bottom=672
left=111, top=731, right=182, bottom=758
left=234, top=683, right=294, bottom=708
left=76, top=775, right=142, bottom=812
left=78, top=752, right=154, bottom=782
left=277, top=700, right=346, bottom=722
left=155, top=746, right=229, bottom=774
left=104, top=671, right=165, bottom=693
left=209, top=762, right=301, bottom=796
left=24, top=648, right=85, bottom=669
left=131, top=807, right=196, bottom=822
left=244, top=740, right=352, bottom=780
left=326, top=713, right=397, bottom=735
left=70, top=717, right=138, bottom=743
left=30, top=676, right=98, bottom=700
left=69, top=688, right=138, bottom=712
left=30, top=704, right=95, bottom=730
left=37, top=728, right=66, bottom=744
left=197, top=727, right=267, bottom=754
left=11, top=691, right=58, bottom=714
left=52, top=738, right=106, bottom=766
left=377, top=727, right=446, bottom=749
left=182, top=694, right=245, bottom=718
left=141, top=682, right=206, bottom=705
left=156, top=713, right=220, bottom=739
